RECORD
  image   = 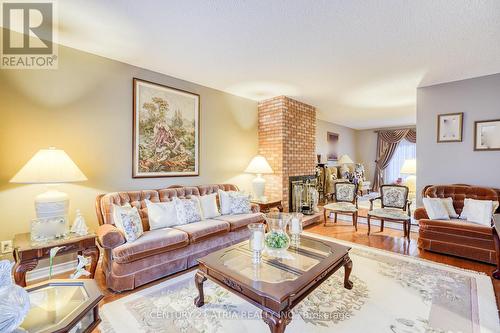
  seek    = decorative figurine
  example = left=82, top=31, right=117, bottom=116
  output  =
left=71, top=209, right=89, bottom=236
left=0, top=260, right=30, bottom=333
left=70, top=255, right=91, bottom=279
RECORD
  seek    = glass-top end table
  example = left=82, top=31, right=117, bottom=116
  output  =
left=195, top=235, right=352, bottom=333
left=20, top=279, right=103, bottom=333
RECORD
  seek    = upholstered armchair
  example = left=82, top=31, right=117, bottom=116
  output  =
left=323, top=182, right=359, bottom=230
left=367, top=185, right=411, bottom=239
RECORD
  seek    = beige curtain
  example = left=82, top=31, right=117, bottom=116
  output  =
left=372, top=128, right=416, bottom=191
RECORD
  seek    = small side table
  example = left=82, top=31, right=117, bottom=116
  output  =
left=250, top=199, right=283, bottom=213
left=13, top=232, right=99, bottom=287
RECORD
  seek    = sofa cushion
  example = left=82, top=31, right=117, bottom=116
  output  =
left=214, top=213, right=265, bottom=231
left=112, top=228, right=189, bottom=264
left=419, top=219, right=492, bottom=240
left=173, top=220, right=230, bottom=243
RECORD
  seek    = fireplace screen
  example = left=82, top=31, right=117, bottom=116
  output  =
left=289, top=175, right=318, bottom=215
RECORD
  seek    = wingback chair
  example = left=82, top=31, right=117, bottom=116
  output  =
left=323, top=182, right=359, bottom=230
left=368, top=185, right=412, bottom=239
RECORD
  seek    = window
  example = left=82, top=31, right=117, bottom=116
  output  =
left=384, top=139, right=416, bottom=184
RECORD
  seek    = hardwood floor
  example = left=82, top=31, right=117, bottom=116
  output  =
left=41, top=217, right=498, bottom=331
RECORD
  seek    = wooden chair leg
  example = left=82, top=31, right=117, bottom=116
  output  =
left=407, top=221, right=411, bottom=240
left=353, top=212, right=358, bottom=231
left=334, top=212, right=338, bottom=223
left=367, top=216, right=371, bottom=235
left=380, top=219, right=384, bottom=232
left=323, top=209, right=327, bottom=226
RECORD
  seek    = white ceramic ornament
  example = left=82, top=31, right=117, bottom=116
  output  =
left=70, top=255, right=91, bottom=279
left=71, top=209, right=89, bottom=236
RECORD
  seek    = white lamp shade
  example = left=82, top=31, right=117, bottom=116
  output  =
left=338, top=154, right=354, bottom=165
left=400, top=159, right=416, bottom=175
left=245, top=155, right=273, bottom=174
left=10, top=148, right=87, bottom=184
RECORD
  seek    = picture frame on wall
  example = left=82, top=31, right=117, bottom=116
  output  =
left=437, top=112, right=463, bottom=143
left=133, top=78, right=200, bottom=178
left=327, top=132, right=339, bottom=161
left=474, top=119, right=500, bottom=151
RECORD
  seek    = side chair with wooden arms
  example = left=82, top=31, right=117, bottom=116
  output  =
left=323, top=182, right=359, bottom=231
left=367, top=184, right=412, bottom=240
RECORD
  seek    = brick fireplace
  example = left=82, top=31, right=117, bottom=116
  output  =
left=258, top=96, right=316, bottom=211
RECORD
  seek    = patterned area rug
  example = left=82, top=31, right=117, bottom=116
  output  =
left=99, top=233, right=499, bottom=333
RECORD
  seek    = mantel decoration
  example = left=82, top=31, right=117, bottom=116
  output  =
left=474, top=119, right=500, bottom=151
left=437, top=112, right=463, bottom=143
left=133, top=78, right=200, bottom=178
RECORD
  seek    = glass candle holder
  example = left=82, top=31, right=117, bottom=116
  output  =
left=248, top=223, right=265, bottom=264
left=289, top=212, right=303, bottom=246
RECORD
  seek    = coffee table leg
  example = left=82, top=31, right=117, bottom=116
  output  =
left=344, top=257, right=353, bottom=290
left=262, top=310, right=291, bottom=333
left=194, top=271, right=207, bottom=307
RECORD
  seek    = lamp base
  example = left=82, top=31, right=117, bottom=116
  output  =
left=35, top=189, right=69, bottom=219
left=252, top=174, right=266, bottom=201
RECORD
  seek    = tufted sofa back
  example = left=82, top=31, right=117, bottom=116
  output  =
left=423, top=185, right=499, bottom=215
left=96, top=184, right=238, bottom=231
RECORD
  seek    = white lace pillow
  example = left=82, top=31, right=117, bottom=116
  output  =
left=440, top=198, right=459, bottom=218
left=218, top=190, right=236, bottom=215
left=198, top=193, right=220, bottom=219
left=229, top=192, right=251, bottom=215
left=113, top=204, right=143, bottom=242
left=461, top=199, right=495, bottom=226
left=460, top=199, right=499, bottom=221
left=175, top=197, right=202, bottom=224
left=422, top=198, right=450, bottom=220
left=145, top=199, right=181, bottom=230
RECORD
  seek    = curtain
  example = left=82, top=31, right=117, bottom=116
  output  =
left=372, top=128, right=416, bottom=191
left=384, top=139, right=417, bottom=184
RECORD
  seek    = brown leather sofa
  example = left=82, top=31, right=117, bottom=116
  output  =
left=95, top=184, right=265, bottom=292
left=415, top=184, right=499, bottom=265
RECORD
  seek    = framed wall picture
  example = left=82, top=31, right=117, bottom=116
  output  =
left=133, top=78, right=199, bottom=178
left=437, top=112, right=463, bottom=143
left=327, top=132, right=339, bottom=161
left=474, top=119, right=500, bottom=151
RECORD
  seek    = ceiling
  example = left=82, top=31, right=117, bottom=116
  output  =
left=19, top=1, right=500, bottom=128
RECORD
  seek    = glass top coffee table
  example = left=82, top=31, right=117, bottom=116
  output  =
left=195, top=235, right=352, bottom=333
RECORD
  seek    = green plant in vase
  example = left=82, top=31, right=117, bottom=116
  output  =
left=264, top=231, right=290, bottom=249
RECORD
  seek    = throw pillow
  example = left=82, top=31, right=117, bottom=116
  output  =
left=422, top=198, right=450, bottom=220
left=229, top=192, right=251, bottom=214
left=145, top=199, right=181, bottom=230
left=440, top=197, right=459, bottom=218
left=462, top=199, right=494, bottom=226
left=460, top=199, right=499, bottom=220
left=198, top=193, right=221, bottom=219
left=218, top=190, right=236, bottom=215
left=176, top=197, right=202, bottom=224
left=112, top=203, right=132, bottom=230
left=113, top=205, right=143, bottom=242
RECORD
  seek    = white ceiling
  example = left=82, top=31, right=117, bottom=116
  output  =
left=30, top=1, right=500, bottom=128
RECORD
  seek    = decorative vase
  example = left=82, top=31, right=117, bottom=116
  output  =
left=289, top=212, right=303, bottom=246
left=264, top=212, right=291, bottom=256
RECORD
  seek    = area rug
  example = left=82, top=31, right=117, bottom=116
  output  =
left=99, top=233, right=499, bottom=333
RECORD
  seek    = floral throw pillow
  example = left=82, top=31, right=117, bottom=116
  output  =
left=229, top=193, right=251, bottom=215
left=117, top=207, right=143, bottom=242
left=176, top=197, right=202, bottom=224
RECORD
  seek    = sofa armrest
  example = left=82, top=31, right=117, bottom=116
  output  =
left=97, top=224, right=126, bottom=249
left=250, top=203, right=260, bottom=213
left=414, top=207, right=429, bottom=220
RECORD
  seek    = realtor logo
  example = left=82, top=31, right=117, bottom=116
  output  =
left=1, top=0, right=58, bottom=69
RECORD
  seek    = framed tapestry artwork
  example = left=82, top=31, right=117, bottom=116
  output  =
left=474, top=119, right=500, bottom=151
left=327, top=132, right=339, bottom=161
left=133, top=78, right=199, bottom=178
left=437, top=112, right=463, bottom=143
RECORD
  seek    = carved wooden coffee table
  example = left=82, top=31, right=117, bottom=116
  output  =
left=195, top=235, right=353, bottom=333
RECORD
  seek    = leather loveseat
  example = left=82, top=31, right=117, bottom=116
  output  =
left=415, top=184, right=499, bottom=264
left=95, top=184, right=264, bottom=292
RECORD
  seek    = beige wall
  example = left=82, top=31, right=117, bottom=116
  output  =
left=316, top=119, right=357, bottom=166
left=0, top=43, right=258, bottom=243
left=355, top=129, right=378, bottom=182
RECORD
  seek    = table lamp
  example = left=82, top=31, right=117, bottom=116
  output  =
left=400, top=159, right=416, bottom=197
left=10, top=147, right=87, bottom=219
left=245, top=155, right=273, bottom=201
left=338, top=154, right=354, bottom=165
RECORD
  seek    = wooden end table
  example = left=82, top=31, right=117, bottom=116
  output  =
left=13, top=232, right=100, bottom=287
left=194, top=235, right=352, bottom=333
left=250, top=199, right=283, bottom=213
